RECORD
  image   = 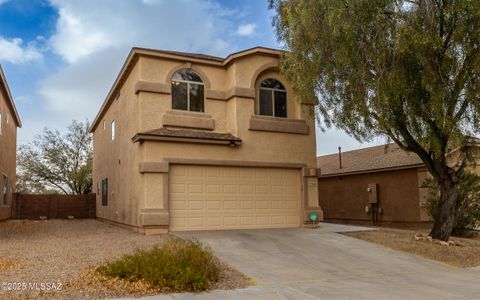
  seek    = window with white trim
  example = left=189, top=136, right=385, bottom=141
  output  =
left=111, top=120, right=115, bottom=140
left=171, top=69, right=204, bottom=112
left=258, top=79, right=287, bottom=118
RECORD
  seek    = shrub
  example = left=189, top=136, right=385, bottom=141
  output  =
left=423, top=172, right=480, bottom=236
left=97, top=238, right=219, bottom=292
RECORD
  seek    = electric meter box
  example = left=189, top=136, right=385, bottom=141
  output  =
left=367, top=183, right=378, bottom=204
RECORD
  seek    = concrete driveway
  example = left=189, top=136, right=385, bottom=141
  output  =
left=131, top=223, right=480, bottom=300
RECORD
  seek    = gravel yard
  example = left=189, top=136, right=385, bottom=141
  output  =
left=0, top=219, right=249, bottom=299
left=343, top=228, right=480, bottom=268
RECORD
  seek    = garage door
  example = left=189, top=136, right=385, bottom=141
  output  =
left=169, top=165, right=302, bottom=231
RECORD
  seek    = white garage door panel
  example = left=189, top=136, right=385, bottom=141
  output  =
left=169, top=165, right=301, bottom=231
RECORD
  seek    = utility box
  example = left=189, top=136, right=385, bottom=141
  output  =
left=367, top=183, right=378, bottom=204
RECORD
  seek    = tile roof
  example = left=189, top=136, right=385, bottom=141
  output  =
left=317, top=143, right=424, bottom=176
left=133, top=127, right=242, bottom=143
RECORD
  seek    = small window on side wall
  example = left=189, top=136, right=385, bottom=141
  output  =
left=258, top=79, right=287, bottom=118
left=171, top=69, right=204, bottom=112
left=102, top=178, right=108, bottom=206
left=111, top=120, right=115, bottom=140
left=2, top=175, right=8, bottom=206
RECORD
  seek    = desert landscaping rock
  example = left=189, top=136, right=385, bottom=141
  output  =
left=415, top=232, right=466, bottom=247
left=0, top=219, right=248, bottom=299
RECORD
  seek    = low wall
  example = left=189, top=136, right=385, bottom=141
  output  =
left=12, top=193, right=96, bottom=220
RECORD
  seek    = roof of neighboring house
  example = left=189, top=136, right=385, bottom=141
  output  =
left=0, top=65, right=22, bottom=127
left=89, top=46, right=283, bottom=132
left=317, top=143, right=424, bottom=177
left=132, top=127, right=242, bottom=145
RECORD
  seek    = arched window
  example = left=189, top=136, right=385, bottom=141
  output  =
left=258, top=79, right=287, bottom=117
left=171, top=69, right=204, bottom=112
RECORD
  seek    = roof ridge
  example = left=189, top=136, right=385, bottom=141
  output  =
left=317, top=143, right=398, bottom=158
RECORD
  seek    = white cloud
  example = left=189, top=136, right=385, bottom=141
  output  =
left=38, top=0, right=238, bottom=126
left=49, top=8, right=111, bottom=63
left=0, top=37, right=42, bottom=64
left=0, top=0, right=9, bottom=5
left=235, top=23, right=256, bottom=37
left=47, top=0, right=235, bottom=64
left=39, top=48, right=125, bottom=122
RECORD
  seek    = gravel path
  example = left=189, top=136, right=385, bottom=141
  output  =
left=0, top=219, right=166, bottom=299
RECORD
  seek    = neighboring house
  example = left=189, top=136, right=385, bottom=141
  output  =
left=0, top=66, right=22, bottom=221
left=90, top=47, right=322, bottom=234
left=317, top=143, right=479, bottom=226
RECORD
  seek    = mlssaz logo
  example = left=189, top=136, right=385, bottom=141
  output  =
left=28, top=282, right=63, bottom=291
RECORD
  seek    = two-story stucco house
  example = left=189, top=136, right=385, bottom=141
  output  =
left=90, top=47, right=322, bottom=234
left=0, top=66, right=22, bottom=221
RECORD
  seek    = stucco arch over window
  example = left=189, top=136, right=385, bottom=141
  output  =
left=171, top=69, right=205, bottom=112
left=249, top=62, right=280, bottom=89
left=252, top=63, right=298, bottom=119
left=165, top=64, right=211, bottom=91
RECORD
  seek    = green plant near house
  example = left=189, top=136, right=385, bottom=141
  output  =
left=423, top=172, right=480, bottom=236
left=97, top=238, right=219, bottom=292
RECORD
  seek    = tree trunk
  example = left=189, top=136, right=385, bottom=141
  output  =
left=429, top=180, right=459, bottom=241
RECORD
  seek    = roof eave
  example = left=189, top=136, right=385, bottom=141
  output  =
left=89, top=48, right=138, bottom=132
left=0, top=65, right=22, bottom=128
left=131, top=133, right=242, bottom=146
left=317, top=163, right=426, bottom=178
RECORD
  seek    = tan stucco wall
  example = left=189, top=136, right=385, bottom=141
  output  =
left=0, top=87, right=18, bottom=221
left=93, top=62, right=143, bottom=227
left=318, top=168, right=423, bottom=224
left=92, top=50, right=320, bottom=232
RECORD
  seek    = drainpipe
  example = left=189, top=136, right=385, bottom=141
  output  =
left=338, top=146, right=342, bottom=169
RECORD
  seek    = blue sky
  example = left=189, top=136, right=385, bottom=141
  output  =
left=0, top=0, right=381, bottom=154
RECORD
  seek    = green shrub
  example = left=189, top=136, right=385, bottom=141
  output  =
left=97, top=238, right=219, bottom=292
left=423, top=172, right=480, bottom=236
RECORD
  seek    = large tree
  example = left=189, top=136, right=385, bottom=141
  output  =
left=17, top=120, right=93, bottom=195
left=270, top=0, right=480, bottom=241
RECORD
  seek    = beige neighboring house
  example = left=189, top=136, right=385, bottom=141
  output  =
left=317, top=143, right=480, bottom=226
left=0, top=66, right=22, bottom=221
left=90, top=47, right=322, bottom=234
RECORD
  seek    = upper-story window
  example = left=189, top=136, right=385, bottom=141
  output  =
left=111, top=120, right=115, bottom=141
left=171, top=69, right=204, bottom=112
left=258, top=79, right=287, bottom=118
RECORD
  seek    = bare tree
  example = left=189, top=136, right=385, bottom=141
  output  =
left=17, top=120, right=92, bottom=195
